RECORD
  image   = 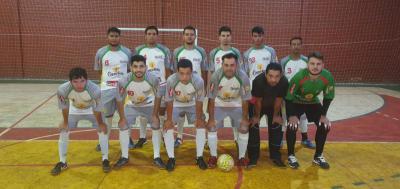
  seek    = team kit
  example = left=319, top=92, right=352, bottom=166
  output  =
left=51, top=25, right=335, bottom=175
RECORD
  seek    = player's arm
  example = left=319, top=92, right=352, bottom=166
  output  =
left=91, top=86, right=107, bottom=133
left=164, top=79, right=174, bottom=130
left=152, top=77, right=163, bottom=125
left=272, top=77, right=288, bottom=125
left=94, top=49, right=103, bottom=77
left=165, top=48, right=173, bottom=78
left=195, top=77, right=205, bottom=127
left=240, top=72, right=251, bottom=125
left=57, top=85, right=70, bottom=130
left=207, top=73, right=218, bottom=128
left=320, top=73, right=335, bottom=128
left=285, top=75, right=300, bottom=128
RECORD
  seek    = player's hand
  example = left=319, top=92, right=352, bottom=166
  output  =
left=58, top=122, right=68, bottom=131
left=319, top=116, right=331, bottom=130
left=250, top=117, right=260, bottom=127
left=206, top=119, right=216, bottom=130
left=272, top=115, right=283, bottom=125
left=118, top=117, right=127, bottom=129
left=288, top=116, right=299, bottom=130
left=195, top=119, right=205, bottom=128
left=99, top=122, right=108, bottom=134
left=163, top=119, right=174, bottom=131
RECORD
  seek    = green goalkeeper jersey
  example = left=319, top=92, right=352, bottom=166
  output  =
left=285, top=68, right=335, bottom=104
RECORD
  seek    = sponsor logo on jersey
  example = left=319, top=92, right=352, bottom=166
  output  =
left=193, top=58, right=201, bottom=62
left=58, top=95, right=65, bottom=103
left=107, top=71, right=124, bottom=77
left=230, top=87, right=240, bottom=91
left=249, top=57, right=256, bottom=64
left=127, top=90, right=134, bottom=96
left=105, top=60, right=110, bottom=66
left=262, top=57, right=270, bottom=61
left=305, top=93, right=314, bottom=100
left=257, top=64, right=263, bottom=70
left=155, top=55, right=164, bottom=59
left=175, top=90, right=181, bottom=96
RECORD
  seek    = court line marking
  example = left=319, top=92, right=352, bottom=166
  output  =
left=0, top=93, right=56, bottom=138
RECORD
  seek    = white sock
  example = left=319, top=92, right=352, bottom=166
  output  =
left=196, top=128, right=206, bottom=157
left=58, top=131, right=69, bottom=163
left=139, top=117, right=147, bottom=139
left=98, top=132, right=109, bottom=161
left=238, top=132, right=249, bottom=159
left=177, top=116, right=185, bottom=139
left=163, top=129, right=175, bottom=158
left=152, top=129, right=161, bottom=159
left=208, top=131, right=218, bottom=157
left=106, top=117, right=113, bottom=139
left=119, top=129, right=129, bottom=159
left=233, top=127, right=238, bottom=141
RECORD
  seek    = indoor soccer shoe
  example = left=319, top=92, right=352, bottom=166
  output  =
left=174, top=138, right=183, bottom=148
left=301, top=139, right=316, bottom=149
left=153, top=157, right=166, bottom=169
left=102, top=159, right=111, bottom=173
left=272, top=158, right=286, bottom=167
left=134, top=138, right=147, bottom=148
left=313, top=155, right=330, bottom=169
left=208, top=156, right=217, bottom=168
left=196, top=156, right=208, bottom=170
left=51, top=162, right=68, bottom=176
left=113, top=157, right=129, bottom=169
left=129, top=138, right=135, bottom=149
left=288, top=155, right=300, bottom=169
left=166, top=158, right=176, bottom=172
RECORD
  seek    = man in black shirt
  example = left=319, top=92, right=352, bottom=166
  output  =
left=247, top=63, right=288, bottom=168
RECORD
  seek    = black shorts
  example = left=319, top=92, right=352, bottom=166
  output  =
left=292, top=103, right=322, bottom=123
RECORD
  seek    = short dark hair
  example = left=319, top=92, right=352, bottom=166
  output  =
left=290, top=36, right=303, bottom=44
left=177, top=59, right=193, bottom=71
left=131, top=55, right=146, bottom=65
left=107, top=27, right=121, bottom=35
left=222, top=53, right=238, bottom=63
left=183, top=25, right=196, bottom=35
left=69, top=67, right=88, bottom=81
left=218, top=26, right=231, bottom=35
left=145, top=25, right=158, bottom=35
left=308, top=51, right=324, bottom=61
left=251, top=26, right=264, bottom=34
left=265, top=63, right=282, bottom=74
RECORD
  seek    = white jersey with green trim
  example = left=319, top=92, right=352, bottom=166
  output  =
left=243, top=45, right=278, bottom=86
left=209, top=47, right=242, bottom=72
left=118, top=72, right=161, bottom=107
left=208, top=69, right=251, bottom=107
left=136, top=44, right=172, bottom=86
left=280, top=55, right=308, bottom=81
left=94, top=45, right=132, bottom=91
left=165, top=73, right=205, bottom=107
left=173, top=45, right=207, bottom=74
left=57, top=80, right=102, bottom=115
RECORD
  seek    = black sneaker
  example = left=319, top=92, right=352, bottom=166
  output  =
left=129, top=138, right=135, bottom=149
left=51, top=162, right=68, bottom=176
left=113, top=157, right=129, bottom=169
left=313, top=155, right=330, bottom=169
left=166, top=158, right=176, bottom=172
left=288, top=155, right=300, bottom=169
left=196, top=157, right=207, bottom=170
left=272, top=159, right=286, bottom=167
left=95, top=144, right=101, bottom=152
left=153, top=157, right=166, bottom=169
left=102, top=159, right=111, bottom=173
left=247, top=159, right=257, bottom=169
left=174, top=138, right=183, bottom=148
left=134, top=138, right=147, bottom=148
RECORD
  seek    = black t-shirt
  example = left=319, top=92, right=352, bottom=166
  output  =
left=251, top=73, right=289, bottom=109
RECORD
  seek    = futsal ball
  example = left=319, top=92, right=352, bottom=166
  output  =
left=217, top=154, right=235, bottom=172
